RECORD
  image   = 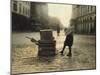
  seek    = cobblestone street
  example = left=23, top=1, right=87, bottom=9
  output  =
left=12, top=31, right=96, bottom=74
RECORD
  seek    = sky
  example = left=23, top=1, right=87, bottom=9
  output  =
left=48, top=4, right=72, bottom=27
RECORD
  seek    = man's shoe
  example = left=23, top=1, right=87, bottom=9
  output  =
left=60, top=51, right=64, bottom=56
left=67, top=53, right=72, bottom=57
left=61, top=53, right=64, bottom=56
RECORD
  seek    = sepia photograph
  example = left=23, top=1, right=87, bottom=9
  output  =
left=11, top=0, right=96, bottom=74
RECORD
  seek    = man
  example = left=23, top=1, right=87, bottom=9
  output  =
left=57, top=25, right=60, bottom=36
left=60, top=28, right=74, bottom=57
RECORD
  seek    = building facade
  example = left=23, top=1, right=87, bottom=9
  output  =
left=12, top=1, right=48, bottom=31
left=11, top=0, right=31, bottom=31
left=71, top=5, right=96, bottom=34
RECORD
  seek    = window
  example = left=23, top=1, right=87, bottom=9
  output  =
left=23, top=7, right=24, bottom=15
left=88, top=6, right=89, bottom=12
left=19, top=4, right=21, bottom=13
left=26, top=8, right=27, bottom=16
left=13, top=1, right=17, bottom=11
left=90, top=17, right=92, bottom=21
left=28, top=9, right=30, bottom=16
left=91, top=6, right=93, bottom=12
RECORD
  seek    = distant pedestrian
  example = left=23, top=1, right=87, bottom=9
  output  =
left=64, top=28, right=68, bottom=35
left=60, top=27, right=74, bottom=57
left=57, top=25, right=60, bottom=36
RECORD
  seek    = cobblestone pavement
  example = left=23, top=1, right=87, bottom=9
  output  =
left=12, top=31, right=96, bottom=74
